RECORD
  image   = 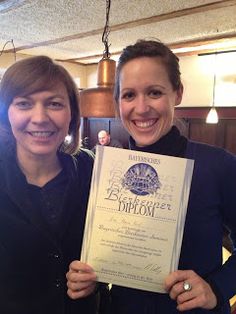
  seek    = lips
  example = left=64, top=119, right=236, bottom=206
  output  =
left=133, top=118, right=157, bottom=129
left=28, top=131, right=55, bottom=138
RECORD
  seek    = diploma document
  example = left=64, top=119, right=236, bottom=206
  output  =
left=81, top=146, right=194, bottom=293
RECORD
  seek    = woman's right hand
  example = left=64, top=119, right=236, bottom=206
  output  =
left=165, top=270, right=217, bottom=311
left=66, top=260, right=97, bottom=299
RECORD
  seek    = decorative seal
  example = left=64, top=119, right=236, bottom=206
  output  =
left=122, top=163, right=161, bottom=196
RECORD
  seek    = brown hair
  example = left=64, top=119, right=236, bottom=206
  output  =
left=114, top=39, right=182, bottom=103
left=0, top=55, right=80, bottom=154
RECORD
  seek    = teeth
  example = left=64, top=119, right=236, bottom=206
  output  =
left=29, top=131, right=53, bottom=137
left=134, top=119, right=156, bottom=128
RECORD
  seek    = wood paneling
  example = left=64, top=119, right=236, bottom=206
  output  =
left=224, top=121, right=236, bottom=154
left=175, top=107, right=236, bottom=119
left=175, top=108, right=236, bottom=154
left=189, top=120, right=218, bottom=145
left=187, top=119, right=236, bottom=154
left=81, top=112, right=236, bottom=155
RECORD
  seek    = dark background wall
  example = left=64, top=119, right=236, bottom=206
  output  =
left=80, top=107, right=236, bottom=155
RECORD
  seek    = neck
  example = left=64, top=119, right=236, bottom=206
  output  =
left=16, top=150, right=62, bottom=187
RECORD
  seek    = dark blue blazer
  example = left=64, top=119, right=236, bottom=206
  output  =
left=111, top=140, right=236, bottom=314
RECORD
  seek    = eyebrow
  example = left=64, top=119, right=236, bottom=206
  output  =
left=121, top=84, right=166, bottom=91
left=45, top=95, right=66, bottom=100
left=15, top=94, right=67, bottom=101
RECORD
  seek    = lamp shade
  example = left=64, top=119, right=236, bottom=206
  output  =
left=79, top=58, right=117, bottom=117
left=206, top=107, right=219, bottom=124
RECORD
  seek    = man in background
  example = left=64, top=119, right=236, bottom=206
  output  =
left=92, top=130, right=123, bottom=153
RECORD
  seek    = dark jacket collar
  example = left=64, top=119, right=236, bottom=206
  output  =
left=0, top=150, right=79, bottom=245
left=129, top=126, right=187, bottom=158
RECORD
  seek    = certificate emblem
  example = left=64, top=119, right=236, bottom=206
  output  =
left=122, top=163, right=161, bottom=196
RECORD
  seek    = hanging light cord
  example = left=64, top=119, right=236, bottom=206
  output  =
left=206, top=52, right=219, bottom=124
left=0, top=39, right=16, bottom=62
left=212, top=71, right=216, bottom=107
left=212, top=53, right=217, bottom=108
left=102, top=0, right=111, bottom=59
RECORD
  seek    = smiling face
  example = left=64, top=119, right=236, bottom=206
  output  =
left=8, top=82, right=71, bottom=161
left=119, top=57, right=183, bottom=147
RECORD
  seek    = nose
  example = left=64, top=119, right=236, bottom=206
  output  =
left=134, top=95, right=150, bottom=114
left=31, top=103, right=50, bottom=123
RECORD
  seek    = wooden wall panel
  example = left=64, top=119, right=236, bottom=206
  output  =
left=81, top=115, right=236, bottom=155
left=189, top=120, right=217, bottom=145
left=109, top=119, right=129, bottom=148
left=188, top=119, right=235, bottom=154
left=224, top=121, right=236, bottom=154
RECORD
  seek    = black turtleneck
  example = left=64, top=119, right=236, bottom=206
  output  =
left=129, top=126, right=187, bottom=158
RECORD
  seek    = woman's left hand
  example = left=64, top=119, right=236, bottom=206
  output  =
left=164, top=270, right=217, bottom=311
left=66, top=260, right=97, bottom=299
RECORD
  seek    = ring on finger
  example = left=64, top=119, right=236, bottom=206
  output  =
left=183, top=281, right=192, bottom=292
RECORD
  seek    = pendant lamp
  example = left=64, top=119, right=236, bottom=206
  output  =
left=206, top=107, right=218, bottom=124
left=79, top=0, right=116, bottom=118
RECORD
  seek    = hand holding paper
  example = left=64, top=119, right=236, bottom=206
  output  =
left=81, top=146, right=194, bottom=293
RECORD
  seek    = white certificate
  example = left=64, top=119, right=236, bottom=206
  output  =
left=81, top=146, right=194, bottom=293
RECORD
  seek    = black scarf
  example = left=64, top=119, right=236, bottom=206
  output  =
left=129, top=126, right=187, bottom=158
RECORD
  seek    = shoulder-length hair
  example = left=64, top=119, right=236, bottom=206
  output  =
left=0, top=55, right=80, bottom=154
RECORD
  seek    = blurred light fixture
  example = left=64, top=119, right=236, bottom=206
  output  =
left=79, top=0, right=116, bottom=118
left=206, top=54, right=219, bottom=124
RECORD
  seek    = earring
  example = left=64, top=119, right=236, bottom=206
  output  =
left=64, top=134, right=73, bottom=144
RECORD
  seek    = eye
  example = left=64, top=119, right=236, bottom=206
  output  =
left=148, top=89, right=163, bottom=98
left=47, top=102, right=64, bottom=109
left=121, top=91, right=135, bottom=101
left=14, top=101, right=32, bottom=109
